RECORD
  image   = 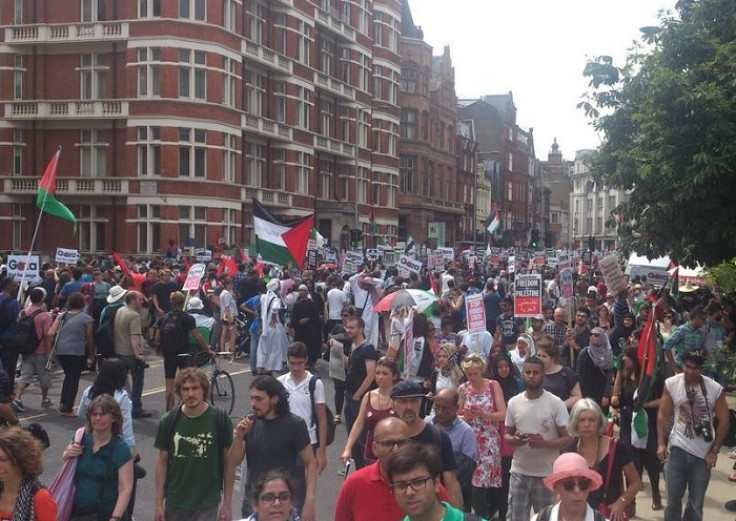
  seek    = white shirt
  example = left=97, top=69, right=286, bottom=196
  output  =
left=460, top=330, right=493, bottom=361
left=505, top=390, right=569, bottom=477
left=531, top=503, right=602, bottom=521
left=666, top=373, right=722, bottom=459
left=326, top=287, right=347, bottom=320
left=277, top=371, right=326, bottom=445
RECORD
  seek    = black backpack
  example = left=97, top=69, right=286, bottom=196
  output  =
left=0, top=295, right=12, bottom=334
left=95, top=305, right=120, bottom=359
left=13, top=309, right=44, bottom=355
left=158, top=311, right=187, bottom=356
left=308, top=376, right=336, bottom=446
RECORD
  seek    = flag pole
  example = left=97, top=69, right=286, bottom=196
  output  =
left=17, top=146, right=62, bottom=303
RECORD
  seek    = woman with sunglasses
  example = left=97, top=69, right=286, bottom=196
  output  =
left=576, top=327, right=614, bottom=410
left=242, top=471, right=299, bottom=521
left=532, top=452, right=605, bottom=521
left=564, top=399, right=640, bottom=521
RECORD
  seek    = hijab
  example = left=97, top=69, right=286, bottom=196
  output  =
left=491, top=353, right=521, bottom=403
left=436, top=343, right=465, bottom=385
left=588, top=326, right=614, bottom=370
left=509, top=333, right=536, bottom=373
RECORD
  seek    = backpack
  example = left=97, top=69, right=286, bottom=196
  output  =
left=13, top=308, right=44, bottom=355
left=158, top=311, right=188, bottom=356
left=0, top=294, right=12, bottom=334
left=308, top=376, right=335, bottom=446
left=164, top=404, right=228, bottom=485
left=95, top=305, right=120, bottom=359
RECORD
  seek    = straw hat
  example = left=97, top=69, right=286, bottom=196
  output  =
left=678, top=280, right=699, bottom=293
left=542, top=453, right=603, bottom=491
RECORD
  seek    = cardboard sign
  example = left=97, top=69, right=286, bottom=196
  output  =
left=55, top=247, right=79, bottom=264
left=195, top=248, right=212, bottom=262
left=436, top=247, right=454, bottom=262
left=306, top=249, right=318, bottom=269
left=398, top=255, right=423, bottom=275
left=508, top=255, right=516, bottom=274
left=7, top=254, right=42, bottom=285
left=514, top=273, right=543, bottom=318
left=560, top=268, right=574, bottom=299
left=467, top=255, right=477, bottom=270
left=182, top=263, right=207, bottom=291
left=533, top=256, right=545, bottom=266
left=366, top=249, right=380, bottom=261
left=557, top=253, right=571, bottom=271
left=599, top=254, right=628, bottom=293
left=488, top=254, right=500, bottom=266
left=465, top=293, right=487, bottom=333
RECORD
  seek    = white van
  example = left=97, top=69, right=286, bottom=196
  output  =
left=625, top=253, right=670, bottom=288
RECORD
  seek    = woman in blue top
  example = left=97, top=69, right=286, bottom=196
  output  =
left=63, top=394, right=133, bottom=521
left=244, top=471, right=300, bottom=521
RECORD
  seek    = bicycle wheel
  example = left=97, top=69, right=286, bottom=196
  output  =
left=210, top=370, right=235, bottom=415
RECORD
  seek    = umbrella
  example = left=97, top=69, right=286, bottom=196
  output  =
left=373, top=289, right=439, bottom=313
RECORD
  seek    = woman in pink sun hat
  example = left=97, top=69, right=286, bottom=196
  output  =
left=532, top=452, right=608, bottom=521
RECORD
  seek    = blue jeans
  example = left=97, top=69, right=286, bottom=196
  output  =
left=343, top=395, right=365, bottom=468
left=665, top=446, right=711, bottom=521
left=250, top=331, right=260, bottom=371
left=120, top=356, right=145, bottom=413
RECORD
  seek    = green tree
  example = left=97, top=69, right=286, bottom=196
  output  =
left=580, top=0, right=736, bottom=267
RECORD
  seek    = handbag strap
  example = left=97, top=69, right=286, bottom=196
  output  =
left=602, top=436, right=617, bottom=499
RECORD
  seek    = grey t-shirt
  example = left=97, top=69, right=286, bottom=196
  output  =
left=55, top=311, right=93, bottom=356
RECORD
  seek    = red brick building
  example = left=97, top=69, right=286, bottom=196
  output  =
left=0, top=0, right=402, bottom=255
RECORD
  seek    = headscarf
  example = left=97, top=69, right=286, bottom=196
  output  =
left=491, top=353, right=521, bottom=403
left=588, top=326, right=614, bottom=370
left=508, top=333, right=536, bottom=372
left=435, top=343, right=465, bottom=385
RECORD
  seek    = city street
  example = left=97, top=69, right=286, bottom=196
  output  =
left=13, top=353, right=736, bottom=521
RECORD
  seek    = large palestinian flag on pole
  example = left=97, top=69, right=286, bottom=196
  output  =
left=631, top=310, right=658, bottom=448
left=38, top=148, right=76, bottom=226
left=252, top=199, right=313, bottom=269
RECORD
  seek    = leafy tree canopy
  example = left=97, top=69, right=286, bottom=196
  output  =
left=580, top=0, right=736, bottom=267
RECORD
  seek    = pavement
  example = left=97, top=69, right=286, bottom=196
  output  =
left=13, top=355, right=736, bottom=521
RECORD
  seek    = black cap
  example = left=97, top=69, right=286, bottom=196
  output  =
left=390, top=380, right=426, bottom=399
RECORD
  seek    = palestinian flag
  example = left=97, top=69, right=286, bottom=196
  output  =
left=38, top=148, right=76, bottom=226
left=632, top=311, right=657, bottom=448
left=253, top=199, right=313, bottom=269
left=370, top=208, right=378, bottom=235
left=485, top=206, right=500, bottom=235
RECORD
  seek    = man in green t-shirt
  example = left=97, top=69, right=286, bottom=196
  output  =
left=386, top=443, right=487, bottom=521
left=154, top=368, right=233, bottom=521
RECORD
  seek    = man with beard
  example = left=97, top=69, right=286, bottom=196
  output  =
left=154, top=368, right=233, bottom=521
left=290, top=284, right=323, bottom=368
left=390, top=380, right=463, bottom=509
left=227, top=376, right=316, bottom=521
left=504, top=357, right=571, bottom=521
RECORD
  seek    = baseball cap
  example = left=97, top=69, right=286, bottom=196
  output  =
left=390, top=380, right=426, bottom=400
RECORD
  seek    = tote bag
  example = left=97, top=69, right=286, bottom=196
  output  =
left=49, top=427, right=85, bottom=521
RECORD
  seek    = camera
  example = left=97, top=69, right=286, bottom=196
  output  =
left=693, top=419, right=714, bottom=442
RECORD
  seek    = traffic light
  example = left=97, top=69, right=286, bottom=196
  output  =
left=349, top=228, right=363, bottom=247
left=529, top=229, right=539, bottom=249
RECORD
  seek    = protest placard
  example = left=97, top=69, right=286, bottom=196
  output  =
left=398, top=255, right=422, bottom=275
left=55, top=247, right=79, bottom=264
left=514, top=273, right=543, bottom=318
left=598, top=254, right=628, bottom=293
left=7, top=254, right=41, bottom=285
left=465, top=293, right=487, bottom=332
left=560, top=268, right=574, bottom=299
left=182, top=263, right=207, bottom=291
left=195, top=248, right=212, bottom=262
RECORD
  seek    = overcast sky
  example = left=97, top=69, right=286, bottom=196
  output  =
left=409, top=0, right=678, bottom=161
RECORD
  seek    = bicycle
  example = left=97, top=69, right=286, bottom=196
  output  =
left=178, top=351, right=236, bottom=415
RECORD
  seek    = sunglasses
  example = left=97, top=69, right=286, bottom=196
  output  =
left=561, top=478, right=592, bottom=492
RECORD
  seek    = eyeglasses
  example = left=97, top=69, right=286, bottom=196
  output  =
left=561, top=478, right=592, bottom=492
left=391, top=475, right=433, bottom=494
left=590, top=333, right=601, bottom=337
left=375, top=438, right=411, bottom=449
left=259, top=492, right=292, bottom=504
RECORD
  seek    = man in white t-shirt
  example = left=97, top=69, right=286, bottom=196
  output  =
left=277, top=341, right=328, bottom=475
left=657, top=350, right=729, bottom=521
left=326, top=278, right=348, bottom=332
left=505, top=357, right=571, bottom=521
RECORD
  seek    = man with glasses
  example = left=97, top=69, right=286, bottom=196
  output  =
left=335, top=417, right=451, bottom=521
left=385, top=443, right=486, bottom=521
left=390, top=380, right=464, bottom=508
left=657, top=350, right=729, bottom=521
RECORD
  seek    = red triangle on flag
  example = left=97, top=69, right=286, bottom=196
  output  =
left=282, top=214, right=314, bottom=269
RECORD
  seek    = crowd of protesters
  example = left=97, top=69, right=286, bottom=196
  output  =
left=0, top=249, right=735, bottom=520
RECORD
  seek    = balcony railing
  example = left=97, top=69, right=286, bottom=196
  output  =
left=3, top=177, right=128, bottom=195
left=243, top=187, right=292, bottom=207
left=6, top=21, right=129, bottom=44
left=242, top=113, right=292, bottom=141
left=241, top=40, right=293, bottom=74
left=5, top=100, right=128, bottom=119
left=313, top=71, right=355, bottom=100
left=313, top=135, right=355, bottom=158
left=314, top=7, right=356, bottom=42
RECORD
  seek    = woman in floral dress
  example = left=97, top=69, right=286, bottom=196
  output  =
left=458, top=353, right=507, bottom=519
